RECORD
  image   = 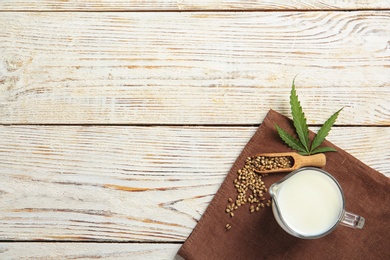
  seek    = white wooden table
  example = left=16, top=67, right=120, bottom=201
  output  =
left=1, top=1, right=389, bottom=259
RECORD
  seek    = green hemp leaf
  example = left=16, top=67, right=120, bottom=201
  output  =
left=275, top=79, right=342, bottom=155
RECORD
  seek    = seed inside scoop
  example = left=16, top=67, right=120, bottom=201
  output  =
left=252, top=155, right=294, bottom=172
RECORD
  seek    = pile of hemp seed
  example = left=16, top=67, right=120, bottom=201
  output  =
left=225, top=155, right=293, bottom=231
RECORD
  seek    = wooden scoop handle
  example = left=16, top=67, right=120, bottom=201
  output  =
left=295, top=153, right=326, bottom=168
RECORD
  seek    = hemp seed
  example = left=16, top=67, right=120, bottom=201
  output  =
left=225, top=155, right=286, bottom=229
left=226, top=224, right=232, bottom=231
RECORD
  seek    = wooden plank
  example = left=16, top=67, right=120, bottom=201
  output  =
left=0, top=0, right=389, bottom=11
left=0, top=243, right=182, bottom=259
left=0, top=12, right=389, bottom=125
left=0, top=126, right=388, bottom=241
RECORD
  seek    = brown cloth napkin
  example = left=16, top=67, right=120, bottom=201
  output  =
left=178, top=109, right=390, bottom=260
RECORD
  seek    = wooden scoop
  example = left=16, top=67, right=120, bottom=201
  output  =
left=253, top=152, right=326, bottom=174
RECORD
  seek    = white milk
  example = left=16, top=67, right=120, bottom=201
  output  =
left=276, top=169, right=343, bottom=236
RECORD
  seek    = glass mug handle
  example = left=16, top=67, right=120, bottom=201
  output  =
left=340, top=211, right=365, bottom=229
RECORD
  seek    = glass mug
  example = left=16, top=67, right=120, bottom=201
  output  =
left=269, top=167, right=365, bottom=239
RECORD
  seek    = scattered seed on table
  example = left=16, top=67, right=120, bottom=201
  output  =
left=225, top=155, right=285, bottom=228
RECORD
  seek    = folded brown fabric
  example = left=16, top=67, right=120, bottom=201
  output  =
left=178, top=109, right=390, bottom=260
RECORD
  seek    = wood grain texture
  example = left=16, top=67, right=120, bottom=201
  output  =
left=1, top=126, right=388, bottom=241
left=0, top=0, right=389, bottom=11
left=0, top=243, right=182, bottom=260
left=1, top=12, right=389, bottom=125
